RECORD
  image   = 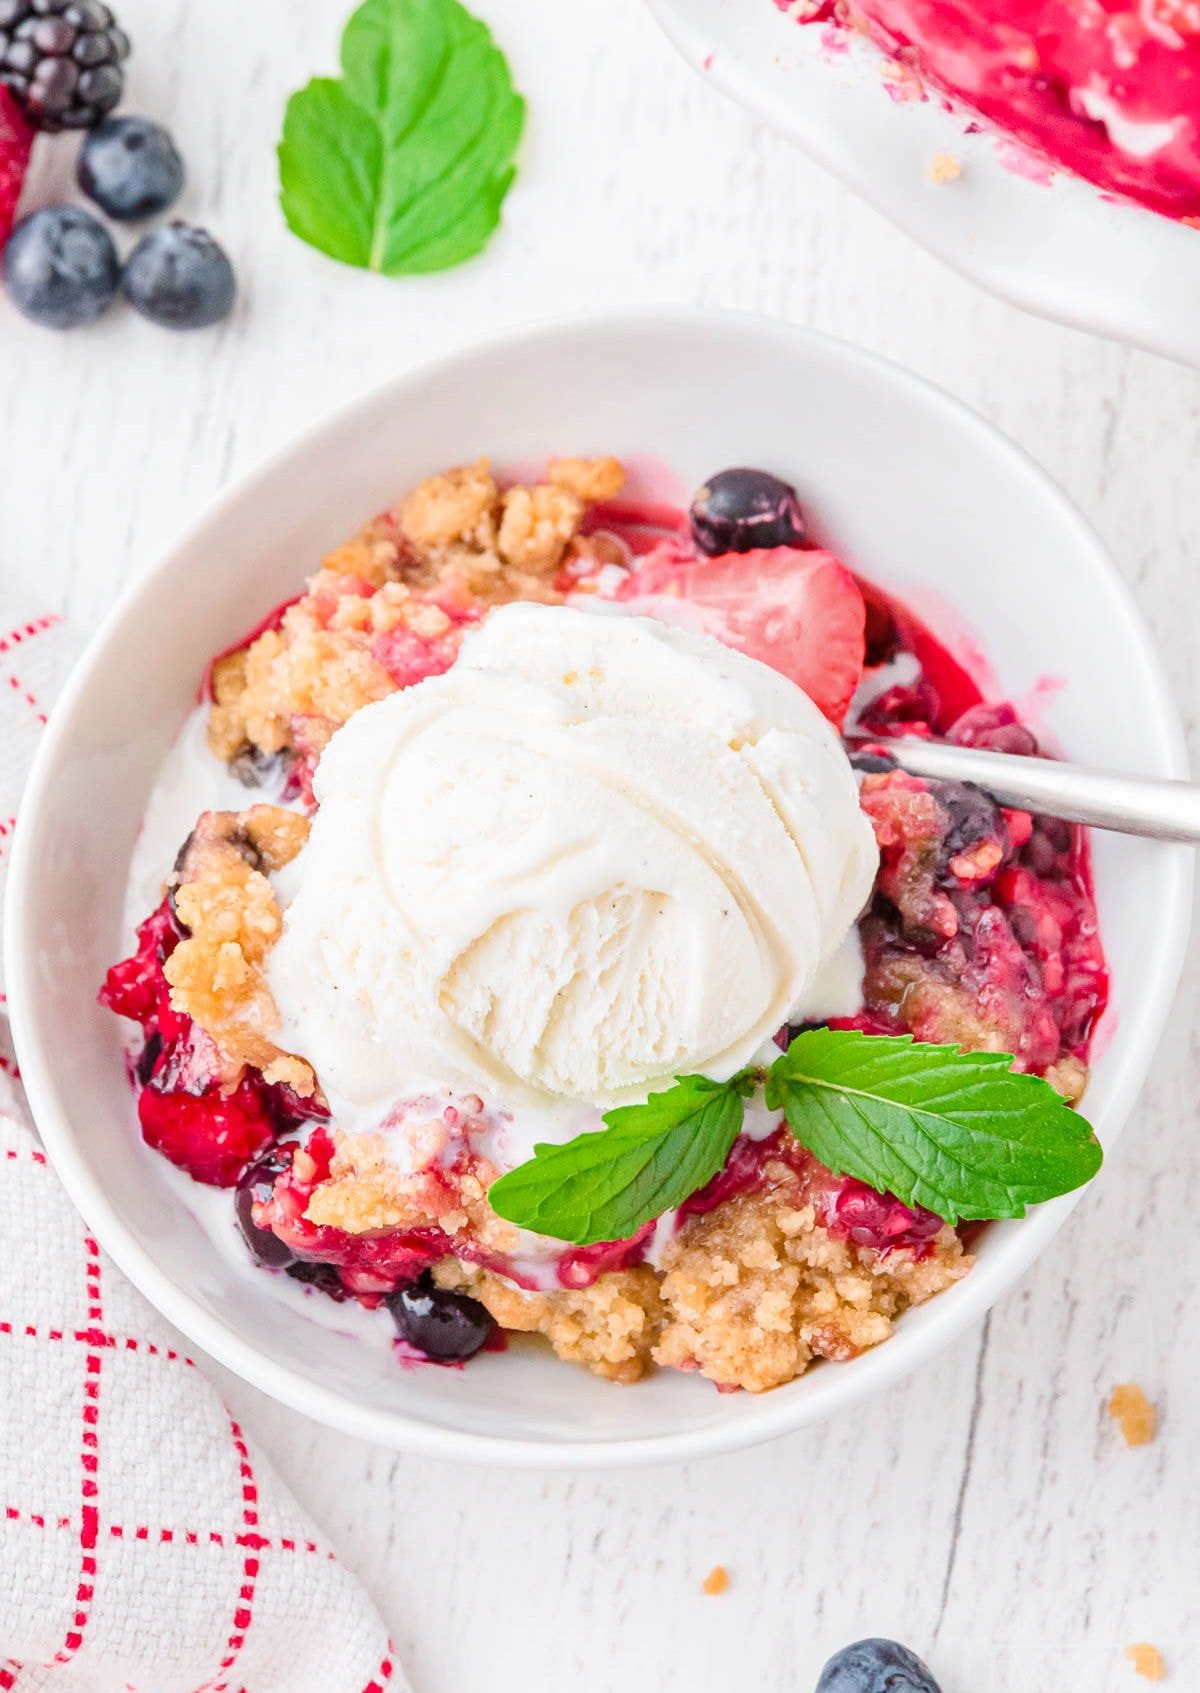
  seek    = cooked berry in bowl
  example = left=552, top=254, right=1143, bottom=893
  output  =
left=100, top=453, right=1108, bottom=1392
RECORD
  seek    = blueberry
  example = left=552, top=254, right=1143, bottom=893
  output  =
left=228, top=740, right=288, bottom=792
left=815, top=1638, right=941, bottom=1693
left=387, top=1272, right=494, bottom=1362
left=133, top=1030, right=163, bottom=1086
left=3, top=204, right=118, bottom=326
left=78, top=117, right=184, bottom=219
left=285, top=1259, right=348, bottom=1301
left=689, top=466, right=807, bottom=556
left=122, top=220, right=235, bottom=329
left=936, top=780, right=1007, bottom=863
left=234, top=1146, right=296, bottom=1269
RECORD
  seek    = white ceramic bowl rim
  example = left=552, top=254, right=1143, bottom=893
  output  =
left=6, top=307, right=1192, bottom=1468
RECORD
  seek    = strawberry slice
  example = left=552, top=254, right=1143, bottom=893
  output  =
left=0, top=88, right=33, bottom=252
left=616, top=545, right=866, bottom=726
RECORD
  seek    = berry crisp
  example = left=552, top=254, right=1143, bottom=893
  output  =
left=102, top=455, right=1107, bottom=1391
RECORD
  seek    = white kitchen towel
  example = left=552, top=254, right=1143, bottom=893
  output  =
left=0, top=608, right=400, bottom=1693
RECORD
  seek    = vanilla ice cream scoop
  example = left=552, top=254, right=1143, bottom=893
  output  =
left=267, top=603, right=877, bottom=1127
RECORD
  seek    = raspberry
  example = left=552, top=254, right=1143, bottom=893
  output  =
left=0, top=0, right=130, bottom=133
left=0, top=84, right=32, bottom=247
left=824, top=1180, right=944, bottom=1253
left=137, top=1074, right=279, bottom=1189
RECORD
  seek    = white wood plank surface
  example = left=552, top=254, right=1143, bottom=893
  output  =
left=3, top=2, right=1198, bottom=1687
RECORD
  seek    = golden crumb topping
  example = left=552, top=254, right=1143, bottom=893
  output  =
left=652, top=1186, right=969, bottom=1393
left=206, top=456, right=625, bottom=773
left=496, top=482, right=583, bottom=572
left=304, top=1130, right=522, bottom=1258
left=547, top=455, right=625, bottom=502
left=288, top=1127, right=972, bottom=1390
left=435, top=1259, right=664, bottom=1384
left=320, top=514, right=415, bottom=589
left=207, top=615, right=397, bottom=765
left=398, top=457, right=499, bottom=552
left=163, top=807, right=313, bottom=1094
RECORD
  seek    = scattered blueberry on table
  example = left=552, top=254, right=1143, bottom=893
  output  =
left=78, top=114, right=183, bottom=218
left=815, top=1638, right=942, bottom=1693
left=123, top=221, right=236, bottom=328
left=688, top=465, right=808, bottom=555
left=3, top=201, right=117, bottom=324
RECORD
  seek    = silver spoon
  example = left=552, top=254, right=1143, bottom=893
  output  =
left=864, top=737, right=1200, bottom=845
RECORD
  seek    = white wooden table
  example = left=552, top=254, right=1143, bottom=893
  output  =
left=6, top=2, right=1199, bottom=1688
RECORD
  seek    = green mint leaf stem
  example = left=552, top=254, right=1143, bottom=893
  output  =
left=765, top=1029, right=1102, bottom=1225
left=279, top=0, right=525, bottom=277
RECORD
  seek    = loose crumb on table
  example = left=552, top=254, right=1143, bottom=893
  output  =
left=928, top=151, right=962, bottom=184
left=702, top=1566, right=730, bottom=1596
left=1126, top=1643, right=1167, bottom=1680
left=1108, top=1383, right=1157, bottom=1447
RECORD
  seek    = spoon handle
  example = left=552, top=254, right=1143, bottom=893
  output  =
left=881, top=737, right=1200, bottom=844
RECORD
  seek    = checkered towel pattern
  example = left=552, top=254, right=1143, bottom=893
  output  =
left=0, top=610, right=399, bottom=1693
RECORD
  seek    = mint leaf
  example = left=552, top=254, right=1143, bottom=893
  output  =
left=487, top=1075, right=748, bottom=1247
left=765, top=1029, right=1102, bottom=1225
left=279, top=0, right=525, bottom=276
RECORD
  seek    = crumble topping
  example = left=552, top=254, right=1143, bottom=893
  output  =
left=208, top=610, right=400, bottom=766
left=163, top=806, right=313, bottom=1093
left=547, top=454, right=624, bottom=501
left=1108, top=1382, right=1157, bottom=1447
left=429, top=1183, right=969, bottom=1390
left=434, top=1259, right=665, bottom=1384
left=304, top=1128, right=524, bottom=1260
left=495, top=482, right=584, bottom=572
left=399, top=457, right=500, bottom=552
left=207, top=456, right=624, bottom=774
left=653, top=1184, right=970, bottom=1392
left=323, top=1136, right=969, bottom=1389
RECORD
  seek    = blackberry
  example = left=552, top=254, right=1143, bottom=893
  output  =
left=0, top=0, right=130, bottom=133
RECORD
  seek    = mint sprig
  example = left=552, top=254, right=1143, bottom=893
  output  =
left=765, top=1029, right=1101, bottom=1226
left=487, top=1031, right=1102, bottom=1245
left=279, top=0, right=525, bottom=276
left=487, top=1074, right=750, bottom=1247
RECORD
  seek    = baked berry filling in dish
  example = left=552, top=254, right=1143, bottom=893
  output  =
left=102, top=456, right=1107, bottom=1392
left=782, top=0, right=1200, bottom=223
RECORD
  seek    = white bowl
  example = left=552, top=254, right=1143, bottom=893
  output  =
left=647, top=0, right=1200, bottom=368
left=6, top=309, right=1191, bottom=1467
